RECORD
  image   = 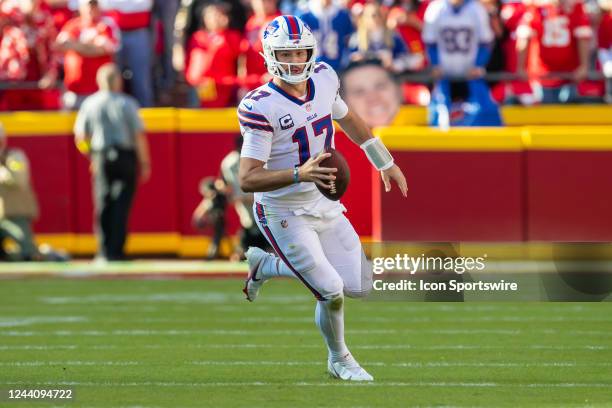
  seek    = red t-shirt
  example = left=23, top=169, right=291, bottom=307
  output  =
left=388, top=6, right=426, bottom=69
left=518, top=1, right=592, bottom=87
left=240, top=12, right=280, bottom=88
left=500, top=0, right=527, bottom=72
left=57, top=16, right=119, bottom=94
left=0, top=3, right=57, bottom=81
left=185, top=29, right=242, bottom=85
left=599, top=12, right=612, bottom=51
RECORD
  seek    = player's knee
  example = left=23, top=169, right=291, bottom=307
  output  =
left=326, top=292, right=344, bottom=310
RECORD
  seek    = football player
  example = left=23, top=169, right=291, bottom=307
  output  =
left=238, top=15, right=407, bottom=381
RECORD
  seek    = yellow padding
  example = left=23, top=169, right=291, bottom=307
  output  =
left=0, top=111, right=76, bottom=135
left=140, top=108, right=176, bottom=132
left=375, top=127, right=525, bottom=151
left=178, top=108, right=239, bottom=133
left=502, top=105, right=612, bottom=126
left=525, top=126, right=612, bottom=150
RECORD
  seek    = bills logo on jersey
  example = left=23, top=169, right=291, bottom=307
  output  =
left=279, top=114, right=294, bottom=130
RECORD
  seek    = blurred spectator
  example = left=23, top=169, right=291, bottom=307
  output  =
left=340, top=59, right=404, bottom=127
left=482, top=0, right=506, bottom=78
left=0, top=123, right=38, bottom=260
left=152, top=0, right=180, bottom=99
left=55, top=0, right=120, bottom=110
left=220, top=135, right=269, bottom=261
left=102, top=0, right=154, bottom=107
left=0, top=0, right=60, bottom=111
left=349, top=2, right=421, bottom=72
left=599, top=0, right=612, bottom=102
left=299, top=0, right=355, bottom=71
left=491, top=0, right=536, bottom=104
left=74, top=63, right=151, bottom=261
left=192, top=176, right=228, bottom=260
left=423, top=0, right=494, bottom=80
left=43, top=0, right=75, bottom=32
left=422, top=0, right=501, bottom=127
left=173, top=0, right=246, bottom=73
left=516, top=0, right=593, bottom=103
left=386, top=0, right=427, bottom=71
left=239, top=0, right=280, bottom=91
left=185, top=2, right=241, bottom=107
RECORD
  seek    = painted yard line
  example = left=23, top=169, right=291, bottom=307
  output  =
left=2, top=360, right=610, bottom=368
left=0, top=361, right=139, bottom=366
left=188, top=360, right=612, bottom=368
left=58, top=316, right=612, bottom=324
left=27, top=296, right=612, bottom=313
left=0, top=316, right=88, bottom=327
left=0, top=344, right=608, bottom=351
left=4, top=303, right=608, bottom=318
left=38, top=293, right=312, bottom=305
left=2, top=380, right=611, bottom=388
left=0, top=328, right=609, bottom=337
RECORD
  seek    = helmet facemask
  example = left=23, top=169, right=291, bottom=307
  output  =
left=262, top=46, right=317, bottom=84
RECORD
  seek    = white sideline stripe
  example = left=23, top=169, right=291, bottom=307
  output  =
left=0, top=344, right=608, bottom=351
left=0, top=361, right=139, bottom=366
left=0, top=328, right=609, bottom=337
left=2, top=380, right=610, bottom=388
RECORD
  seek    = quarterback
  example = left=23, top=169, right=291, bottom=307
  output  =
left=238, top=15, right=407, bottom=381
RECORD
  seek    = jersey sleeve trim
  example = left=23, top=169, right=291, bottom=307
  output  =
left=238, top=108, right=271, bottom=124
left=239, top=119, right=274, bottom=132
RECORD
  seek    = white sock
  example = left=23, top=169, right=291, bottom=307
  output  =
left=259, top=255, right=295, bottom=280
left=315, top=297, right=350, bottom=362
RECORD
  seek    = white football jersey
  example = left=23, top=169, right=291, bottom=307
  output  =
left=239, top=61, right=349, bottom=210
left=422, top=0, right=493, bottom=78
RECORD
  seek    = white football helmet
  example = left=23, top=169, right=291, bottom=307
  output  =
left=260, top=15, right=317, bottom=84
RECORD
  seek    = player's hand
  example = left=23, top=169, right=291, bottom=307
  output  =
left=381, top=164, right=408, bottom=197
left=298, top=152, right=337, bottom=189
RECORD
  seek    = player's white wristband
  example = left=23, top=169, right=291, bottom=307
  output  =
left=360, top=137, right=394, bottom=171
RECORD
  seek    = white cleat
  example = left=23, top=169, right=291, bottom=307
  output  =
left=242, top=247, right=270, bottom=302
left=327, top=356, right=374, bottom=382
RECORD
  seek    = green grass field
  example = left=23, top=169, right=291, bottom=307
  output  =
left=0, top=278, right=611, bottom=407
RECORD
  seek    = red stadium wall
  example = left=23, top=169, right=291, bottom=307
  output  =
left=1, top=107, right=612, bottom=256
left=375, top=126, right=612, bottom=243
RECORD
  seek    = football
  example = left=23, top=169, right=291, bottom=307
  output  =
left=317, top=148, right=350, bottom=201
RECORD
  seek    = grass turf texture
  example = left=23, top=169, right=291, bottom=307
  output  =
left=0, top=278, right=610, bottom=407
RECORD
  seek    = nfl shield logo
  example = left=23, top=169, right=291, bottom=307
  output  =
left=305, top=104, right=312, bottom=112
